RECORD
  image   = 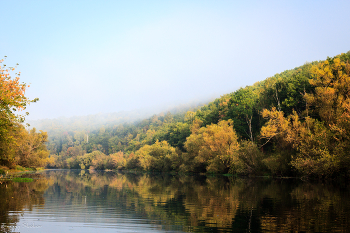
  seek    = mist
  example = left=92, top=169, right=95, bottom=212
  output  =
left=1, top=1, right=350, bottom=122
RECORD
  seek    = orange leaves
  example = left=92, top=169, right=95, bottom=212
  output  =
left=260, top=54, right=350, bottom=176
left=260, top=108, right=290, bottom=146
left=308, top=54, right=350, bottom=126
left=0, top=58, right=31, bottom=119
left=0, top=57, right=37, bottom=167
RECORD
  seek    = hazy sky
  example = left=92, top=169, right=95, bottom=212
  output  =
left=1, top=0, right=350, bottom=120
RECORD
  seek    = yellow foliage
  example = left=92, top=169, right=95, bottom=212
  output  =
left=307, top=56, right=350, bottom=126
left=185, top=119, right=239, bottom=173
left=110, top=151, right=126, bottom=169
left=14, top=126, right=50, bottom=168
left=136, top=140, right=179, bottom=171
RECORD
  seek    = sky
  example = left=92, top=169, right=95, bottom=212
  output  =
left=1, top=0, right=350, bottom=121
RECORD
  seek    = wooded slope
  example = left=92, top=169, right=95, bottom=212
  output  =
left=42, top=52, right=350, bottom=178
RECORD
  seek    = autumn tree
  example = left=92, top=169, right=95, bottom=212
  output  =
left=14, top=127, right=50, bottom=168
left=296, top=53, right=350, bottom=176
left=136, top=140, right=180, bottom=171
left=0, top=57, right=38, bottom=167
left=261, top=52, right=350, bottom=177
left=110, top=151, right=126, bottom=169
left=259, top=108, right=299, bottom=175
left=260, top=107, right=336, bottom=176
left=184, top=120, right=239, bottom=173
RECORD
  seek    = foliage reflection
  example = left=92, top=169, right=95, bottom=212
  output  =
left=0, top=174, right=51, bottom=232
left=1, top=171, right=350, bottom=232
left=44, top=171, right=350, bottom=232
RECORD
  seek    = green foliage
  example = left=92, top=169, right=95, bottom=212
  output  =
left=232, top=141, right=266, bottom=175
left=226, top=87, right=259, bottom=142
left=66, top=156, right=81, bottom=169
left=12, top=177, right=33, bottom=182
left=259, top=53, right=350, bottom=177
left=125, top=153, right=141, bottom=170
left=15, top=165, right=26, bottom=171
left=153, top=122, right=191, bottom=151
left=39, top=52, right=350, bottom=178
left=262, top=151, right=293, bottom=176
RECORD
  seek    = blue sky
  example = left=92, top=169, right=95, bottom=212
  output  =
left=1, top=0, right=350, bottom=120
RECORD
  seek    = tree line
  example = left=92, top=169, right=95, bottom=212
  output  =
left=42, top=52, right=350, bottom=178
left=3, top=52, right=350, bottom=178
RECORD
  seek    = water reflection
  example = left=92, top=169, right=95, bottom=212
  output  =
left=1, top=170, right=350, bottom=232
left=0, top=173, right=50, bottom=232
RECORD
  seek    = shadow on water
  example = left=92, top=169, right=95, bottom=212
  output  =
left=1, top=170, right=350, bottom=232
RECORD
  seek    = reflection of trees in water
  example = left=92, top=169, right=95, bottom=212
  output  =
left=259, top=182, right=350, bottom=232
left=235, top=179, right=350, bottom=232
left=2, top=170, right=349, bottom=232
left=42, top=171, right=350, bottom=232
left=0, top=174, right=51, bottom=232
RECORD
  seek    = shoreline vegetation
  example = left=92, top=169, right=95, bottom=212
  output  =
left=2, top=52, right=350, bottom=179
left=0, top=166, right=40, bottom=182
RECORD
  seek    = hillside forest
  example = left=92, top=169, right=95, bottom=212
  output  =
left=2, top=52, right=350, bottom=178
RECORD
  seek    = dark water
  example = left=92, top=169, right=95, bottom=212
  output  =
left=1, top=170, right=350, bottom=232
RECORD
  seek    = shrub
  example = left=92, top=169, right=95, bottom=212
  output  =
left=232, top=141, right=266, bottom=175
left=15, top=165, right=26, bottom=171
left=125, top=153, right=141, bottom=170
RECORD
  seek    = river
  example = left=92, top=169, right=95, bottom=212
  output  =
left=0, top=170, right=349, bottom=232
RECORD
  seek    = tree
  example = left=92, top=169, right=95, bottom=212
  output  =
left=184, top=120, right=239, bottom=173
left=136, top=140, right=180, bottom=171
left=0, top=57, right=38, bottom=167
left=294, top=54, right=350, bottom=176
left=15, top=127, right=50, bottom=168
left=227, top=87, right=258, bottom=142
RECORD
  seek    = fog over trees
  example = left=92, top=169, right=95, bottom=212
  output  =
left=22, top=52, right=350, bottom=178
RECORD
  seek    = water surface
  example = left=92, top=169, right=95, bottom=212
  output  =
left=1, top=170, right=349, bottom=232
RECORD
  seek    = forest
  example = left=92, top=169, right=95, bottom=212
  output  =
left=2, top=52, right=350, bottom=178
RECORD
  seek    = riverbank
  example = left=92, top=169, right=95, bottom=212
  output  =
left=0, top=165, right=45, bottom=180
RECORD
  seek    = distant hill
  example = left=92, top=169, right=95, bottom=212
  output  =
left=28, top=99, right=209, bottom=135
left=38, top=52, right=350, bottom=178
